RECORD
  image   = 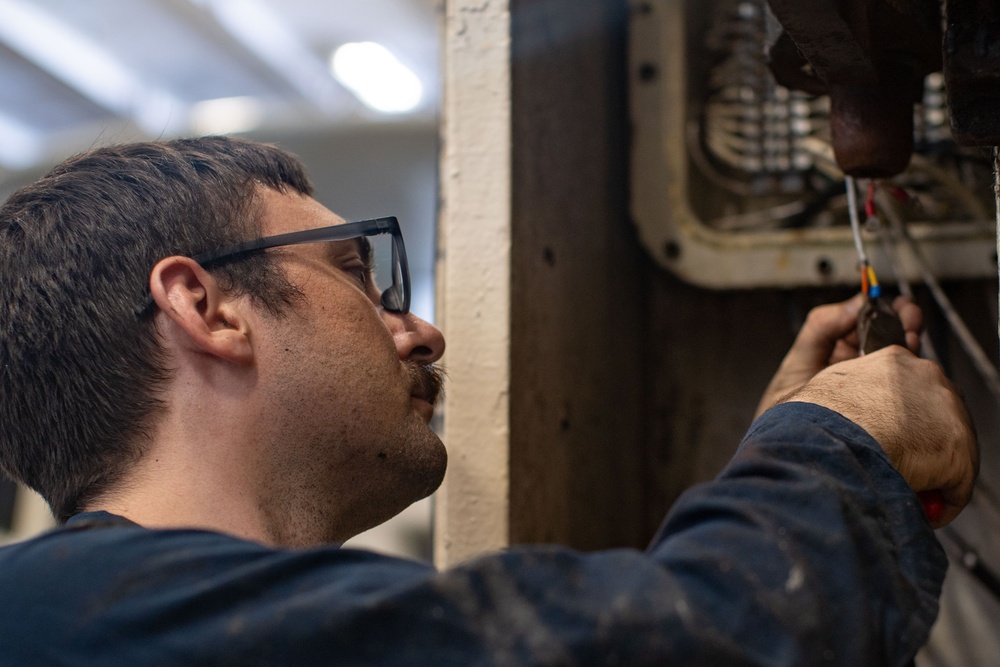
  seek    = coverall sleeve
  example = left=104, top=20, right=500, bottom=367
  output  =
left=397, top=401, right=944, bottom=666
left=0, top=403, right=945, bottom=667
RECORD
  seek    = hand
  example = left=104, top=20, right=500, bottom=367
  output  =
left=782, top=347, right=979, bottom=527
left=754, top=293, right=922, bottom=419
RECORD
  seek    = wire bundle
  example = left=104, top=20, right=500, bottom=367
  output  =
left=845, top=176, right=881, bottom=300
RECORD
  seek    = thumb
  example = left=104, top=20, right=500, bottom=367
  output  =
left=787, top=293, right=865, bottom=370
left=755, top=294, right=866, bottom=420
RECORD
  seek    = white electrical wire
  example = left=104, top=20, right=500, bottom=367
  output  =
left=995, top=147, right=1000, bottom=349
left=844, top=176, right=869, bottom=266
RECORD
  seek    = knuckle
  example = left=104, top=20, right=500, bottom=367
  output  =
left=913, top=355, right=945, bottom=379
left=884, top=345, right=907, bottom=358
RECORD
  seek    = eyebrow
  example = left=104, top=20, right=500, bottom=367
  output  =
left=322, top=236, right=372, bottom=269
left=359, top=236, right=373, bottom=267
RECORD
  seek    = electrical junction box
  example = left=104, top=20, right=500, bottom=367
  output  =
left=629, top=0, right=997, bottom=289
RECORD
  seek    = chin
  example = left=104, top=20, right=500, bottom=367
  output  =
left=411, top=433, right=448, bottom=498
left=347, top=456, right=446, bottom=543
left=375, top=430, right=447, bottom=519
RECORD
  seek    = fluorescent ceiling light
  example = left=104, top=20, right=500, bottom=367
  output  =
left=190, top=0, right=341, bottom=113
left=0, top=112, right=42, bottom=169
left=0, top=0, right=184, bottom=135
left=331, top=42, right=423, bottom=114
left=190, top=96, right=264, bottom=135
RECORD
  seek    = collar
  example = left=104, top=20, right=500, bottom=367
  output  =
left=65, top=510, right=140, bottom=530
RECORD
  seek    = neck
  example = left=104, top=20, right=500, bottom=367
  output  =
left=84, top=381, right=346, bottom=548
left=88, top=436, right=275, bottom=545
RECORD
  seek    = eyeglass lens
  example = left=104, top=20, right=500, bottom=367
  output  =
left=369, top=233, right=406, bottom=312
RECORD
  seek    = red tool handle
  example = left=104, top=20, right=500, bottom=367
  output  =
left=918, top=490, right=944, bottom=522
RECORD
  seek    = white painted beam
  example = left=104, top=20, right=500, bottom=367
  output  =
left=435, top=0, right=512, bottom=567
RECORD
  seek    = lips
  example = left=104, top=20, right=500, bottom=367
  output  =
left=408, top=363, right=445, bottom=421
left=410, top=396, right=435, bottom=424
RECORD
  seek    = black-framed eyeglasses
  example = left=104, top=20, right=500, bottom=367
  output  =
left=137, top=216, right=410, bottom=316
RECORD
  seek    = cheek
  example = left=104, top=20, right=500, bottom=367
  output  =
left=301, top=288, right=403, bottom=395
left=262, top=271, right=405, bottom=402
left=331, top=292, right=400, bottom=365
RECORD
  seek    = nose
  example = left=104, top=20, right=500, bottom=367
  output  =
left=383, top=310, right=445, bottom=364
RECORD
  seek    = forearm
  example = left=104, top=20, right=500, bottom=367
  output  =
left=413, top=403, right=945, bottom=666
left=646, top=402, right=945, bottom=665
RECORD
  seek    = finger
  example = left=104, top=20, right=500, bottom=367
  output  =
left=913, top=375, right=978, bottom=527
left=933, top=473, right=976, bottom=528
left=791, top=293, right=865, bottom=361
left=943, top=396, right=980, bottom=516
left=891, top=295, right=922, bottom=332
left=842, top=328, right=860, bottom=349
left=829, top=339, right=859, bottom=365
left=929, top=459, right=975, bottom=527
left=892, top=296, right=923, bottom=354
left=756, top=294, right=868, bottom=419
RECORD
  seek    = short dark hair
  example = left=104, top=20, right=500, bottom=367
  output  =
left=0, top=136, right=314, bottom=521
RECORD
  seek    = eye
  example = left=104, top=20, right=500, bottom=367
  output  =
left=344, top=265, right=368, bottom=288
left=326, top=239, right=374, bottom=293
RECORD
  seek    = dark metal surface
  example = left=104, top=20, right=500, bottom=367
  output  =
left=765, top=0, right=942, bottom=177
left=766, top=0, right=1000, bottom=157
left=765, top=0, right=877, bottom=84
left=943, top=0, right=1000, bottom=146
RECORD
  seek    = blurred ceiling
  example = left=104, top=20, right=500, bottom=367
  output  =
left=0, top=0, right=441, bottom=172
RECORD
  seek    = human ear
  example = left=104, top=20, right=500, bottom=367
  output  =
left=148, top=256, right=253, bottom=365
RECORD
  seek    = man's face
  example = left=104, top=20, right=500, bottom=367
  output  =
left=248, top=187, right=446, bottom=542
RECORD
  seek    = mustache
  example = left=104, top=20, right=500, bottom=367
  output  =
left=408, top=363, right=446, bottom=405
